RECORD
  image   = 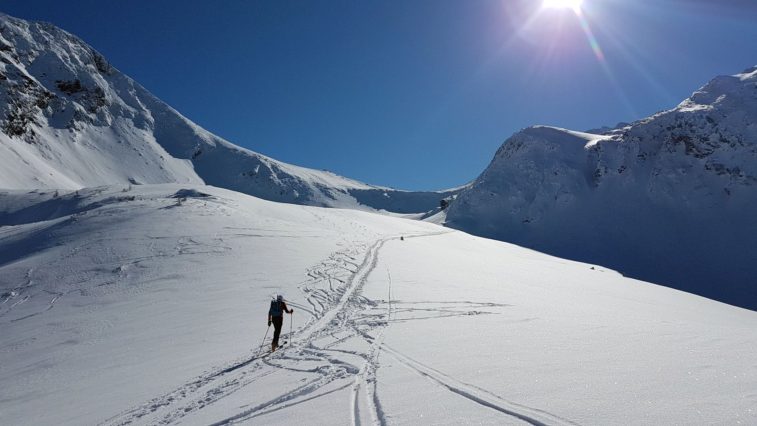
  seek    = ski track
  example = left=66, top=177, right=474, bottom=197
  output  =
left=102, top=230, right=574, bottom=426
left=102, top=232, right=400, bottom=425
left=381, top=344, right=579, bottom=426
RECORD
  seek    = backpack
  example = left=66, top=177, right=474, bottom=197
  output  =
left=269, top=300, right=283, bottom=317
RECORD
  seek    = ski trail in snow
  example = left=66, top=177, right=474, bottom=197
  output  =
left=208, top=374, right=341, bottom=426
left=381, top=344, right=579, bottom=426
left=221, top=382, right=353, bottom=423
left=349, top=267, right=394, bottom=426
left=103, top=229, right=571, bottom=426
left=101, top=233, right=426, bottom=425
left=199, top=231, right=450, bottom=425
left=210, top=234, right=411, bottom=425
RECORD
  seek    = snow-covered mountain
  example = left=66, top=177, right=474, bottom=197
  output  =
left=1, top=13, right=756, bottom=421
left=2, top=184, right=756, bottom=425
left=1, top=10, right=755, bottom=311
left=0, top=13, right=456, bottom=213
left=445, top=67, right=757, bottom=310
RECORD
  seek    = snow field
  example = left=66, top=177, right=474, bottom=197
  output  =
left=0, top=184, right=440, bottom=425
left=2, top=184, right=756, bottom=425
left=368, top=234, right=757, bottom=425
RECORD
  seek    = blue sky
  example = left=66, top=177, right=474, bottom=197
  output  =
left=4, top=0, right=757, bottom=190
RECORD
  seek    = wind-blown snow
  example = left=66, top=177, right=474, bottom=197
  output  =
left=1, top=185, right=756, bottom=425
left=446, top=67, right=757, bottom=310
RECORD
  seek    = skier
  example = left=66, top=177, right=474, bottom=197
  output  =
left=267, top=294, right=293, bottom=352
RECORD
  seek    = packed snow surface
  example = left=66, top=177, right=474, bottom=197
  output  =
left=1, top=185, right=756, bottom=425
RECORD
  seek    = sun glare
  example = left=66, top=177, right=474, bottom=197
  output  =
left=543, top=0, right=583, bottom=12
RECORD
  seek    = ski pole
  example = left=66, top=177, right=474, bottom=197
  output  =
left=256, top=325, right=270, bottom=358
left=289, top=311, right=293, bottom=343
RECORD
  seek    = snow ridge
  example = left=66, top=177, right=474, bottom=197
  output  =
left=446, top=67, right=757, bottom=310
left=0, top=13, right=456, bottom=213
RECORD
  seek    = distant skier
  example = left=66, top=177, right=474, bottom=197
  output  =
left=268, top=295, right=293, bottom=352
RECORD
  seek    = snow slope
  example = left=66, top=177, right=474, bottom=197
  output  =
left=1, top=184, right=756, bottom=425
left=446, top=67, right=757, bottom=310
left=0, top=13, right=456, bottom=212
left=1, top=10, right=754, bottom=312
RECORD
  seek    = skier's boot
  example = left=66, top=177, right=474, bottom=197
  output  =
left=271, top=342, right=277, bottom=353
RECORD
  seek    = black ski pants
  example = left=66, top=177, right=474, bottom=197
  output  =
left=272, top=316, right=284, bottom=346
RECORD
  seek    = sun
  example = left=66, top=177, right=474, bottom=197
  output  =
left=542, top=0, right=584, bottom=12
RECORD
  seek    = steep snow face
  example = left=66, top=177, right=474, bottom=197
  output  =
left=446, top=68, right=757, bottom=310
left=2, top=185, right=756, bottom=425
left=0, top=13, right=456, bottom=212
left=0, top=15, right=202, bottom=189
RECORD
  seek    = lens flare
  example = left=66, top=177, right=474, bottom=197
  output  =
left=543, top=0, right=584, bottom=11
left=574, top=9, right=605, bottom=62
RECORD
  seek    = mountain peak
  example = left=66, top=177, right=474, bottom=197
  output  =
left=0, top=13, right=458, bottom=213
left=736, top=65, right=757, bottom=80
left=446, top=65, right=757, bottom=310
left=678, top=66, right=757, bottom=113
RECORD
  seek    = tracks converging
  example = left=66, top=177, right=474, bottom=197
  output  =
left=103, top=231, right=576, bottom=426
